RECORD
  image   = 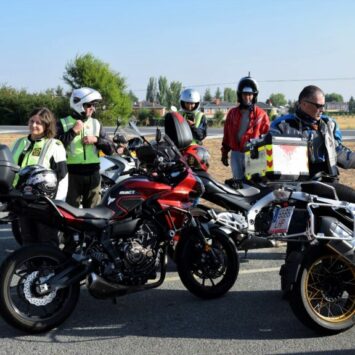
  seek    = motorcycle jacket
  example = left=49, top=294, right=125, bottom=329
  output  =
left=271, top=109, right=355, bottom=177
left=57, top=115, right=114, bottom=175
left=11, top=136, right=68, bottom=200
left=180, top=111, right=207, bottom=144
left=221, top=105, right=270, bottom=155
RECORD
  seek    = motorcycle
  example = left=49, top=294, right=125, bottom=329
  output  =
left=100, top=119, right=143, bottom=197
left=183, top=144, right=355, bottom=335
left=0, top=124, right=239, bottom=334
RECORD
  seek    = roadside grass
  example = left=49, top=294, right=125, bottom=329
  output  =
left=329, top=115, right=355, bottom=130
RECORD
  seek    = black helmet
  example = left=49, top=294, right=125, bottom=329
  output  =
left=17, top=165, right=58, bottom=199
left=237, top=76, right=259, bottom=104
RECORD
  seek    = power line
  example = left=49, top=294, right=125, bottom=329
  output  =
left=133, top=76, right=355, bottom=92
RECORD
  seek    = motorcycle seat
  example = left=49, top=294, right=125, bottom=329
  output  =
left=54, top=200, right=115, bottom=220
left=209, top=179, right=260, bottom=197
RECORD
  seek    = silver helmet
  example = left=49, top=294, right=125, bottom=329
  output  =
left=180, top=88, right=201, bottom=113
left=17, top=165, right=58, bottom=199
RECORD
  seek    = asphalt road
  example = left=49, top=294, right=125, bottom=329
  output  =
left=0, top=225, right=354, bottom=354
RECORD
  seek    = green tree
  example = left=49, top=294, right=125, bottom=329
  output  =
left=63, top=53, right=132, bottom=125
left=215, top=87, right=222, bottom=100
left=349, top=96, right=355, bottom=113
left=268, top=93, right=287, bottom=107
left=146, top=77, right=158, bottom=103
left=203, top=88, right=212, bottom=102
left=325, top=93, right=343, bottom=102
left=287, top=100, right=297, bottom=114
left=157, top=76, right=169, bottom=107
left=128, top=90, right=138, bottom=104
left=0, top=85, right=69, bottom=125
left=168, top=81, right=182, bottom=108
left=223, top=88, right=237, bottom=103
left=213, top=110, right=225, bottom=126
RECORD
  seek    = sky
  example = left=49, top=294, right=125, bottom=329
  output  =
left=1, top=0, right=355, bottom=103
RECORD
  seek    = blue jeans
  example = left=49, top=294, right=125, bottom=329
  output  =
left=230, top=151, right=245, bottom=180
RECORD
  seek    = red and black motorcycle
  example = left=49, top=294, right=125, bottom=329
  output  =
left=0, top=123, right=239, bottom=334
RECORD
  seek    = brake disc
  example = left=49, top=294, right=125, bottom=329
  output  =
left=23, top=271, right=57, bottom=306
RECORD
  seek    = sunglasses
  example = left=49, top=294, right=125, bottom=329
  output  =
left=84, top=102, right=97, bottom=109
left=304, top=100, right=325, bottom=110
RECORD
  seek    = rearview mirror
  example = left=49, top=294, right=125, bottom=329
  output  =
left=156, top=128, right=162, bottom=143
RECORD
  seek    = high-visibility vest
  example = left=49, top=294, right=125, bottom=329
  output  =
left=11, top=137, right=58, bottom=185
left=60, top=115, right=101, bottom=164
left=180, top=111, right=204, bottom=144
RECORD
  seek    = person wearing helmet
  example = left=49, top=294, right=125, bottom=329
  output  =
left=221, top=76, right=270, bottom=181
left=179, top=88, right=207, bottom=145
left=11, top=107, right=68, bottom=245
left=56, top=87, right=115, bottom=208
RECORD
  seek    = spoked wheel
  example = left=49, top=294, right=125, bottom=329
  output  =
left=289, top=249, right=355, bottom=335
left=177, top=228, right=239, bottom=299
left=0, top=245, right=80, bottom=333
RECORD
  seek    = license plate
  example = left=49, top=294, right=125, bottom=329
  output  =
left=268, top=206, right=295, bottom=234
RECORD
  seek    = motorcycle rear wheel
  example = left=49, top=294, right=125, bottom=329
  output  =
left=289, top=248, right=355, bottom=335
left=177, top=228, right=239, bottom=299
left=0, top=245, right=80, bottom=333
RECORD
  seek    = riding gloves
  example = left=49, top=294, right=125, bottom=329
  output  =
left=221, top=155, right=229, bottom=167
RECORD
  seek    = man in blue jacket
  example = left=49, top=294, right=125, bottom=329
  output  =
left=271, top=85, right=355, bottom=201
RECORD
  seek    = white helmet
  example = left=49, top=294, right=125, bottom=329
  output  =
left=70, top=87, right=102, bottom=117
left=180, top=88, right=201, bottom=113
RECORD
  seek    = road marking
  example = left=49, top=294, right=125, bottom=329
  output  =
left=165, top=267, right=280, bottom=282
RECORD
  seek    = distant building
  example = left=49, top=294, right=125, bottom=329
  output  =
left=200, top=98, right=234, bottom=119
left=200, top=99, right=279, bottom=120
left=325, top=102, right=349, bottom=112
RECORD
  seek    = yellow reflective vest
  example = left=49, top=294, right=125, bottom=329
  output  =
left=60, top=116, right=101, bottom=165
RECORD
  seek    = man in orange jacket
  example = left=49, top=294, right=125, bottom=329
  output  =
left=221, top=76, right=270, bottom=180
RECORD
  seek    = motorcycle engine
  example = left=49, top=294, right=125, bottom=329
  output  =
left=111, top=220, right=161, bottom=285
left=254, top=207, right=274, bottom=234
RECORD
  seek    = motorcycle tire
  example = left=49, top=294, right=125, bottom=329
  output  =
left=177, top=227, right=239, bottom=299
left=0, top=245, right=80, bottom=333
left=11, top=218, right=23, bottom=245
left=289, top=247, right=355, bottom=335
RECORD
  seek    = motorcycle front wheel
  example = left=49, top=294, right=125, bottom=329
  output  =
left=0, top=245, right=80, bottom=333
left=289, top=248, right=355, bottom=335
left=11, top=218, right=22, bottom=245
left=177, top=228, right=239, bottom=299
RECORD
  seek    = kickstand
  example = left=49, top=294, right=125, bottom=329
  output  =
left=240, top=249, right=249, bottom=263
left=112, top=297, right=117, bottom=305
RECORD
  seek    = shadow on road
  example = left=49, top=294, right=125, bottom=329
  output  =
left=0, top=287, right=316, bottom=342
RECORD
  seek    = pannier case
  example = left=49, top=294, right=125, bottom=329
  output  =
left=0, top=144, right=19, bottom=193
left=244, top=133, right=309, bottom=182
left=164, top=112, right=192, bottom=150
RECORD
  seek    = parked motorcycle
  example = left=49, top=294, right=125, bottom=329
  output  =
left=182, top=142, right=355, bottom=335
left=99, top=119, right=143, bottom=196
left=0, top=125, right=239, bottom=334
